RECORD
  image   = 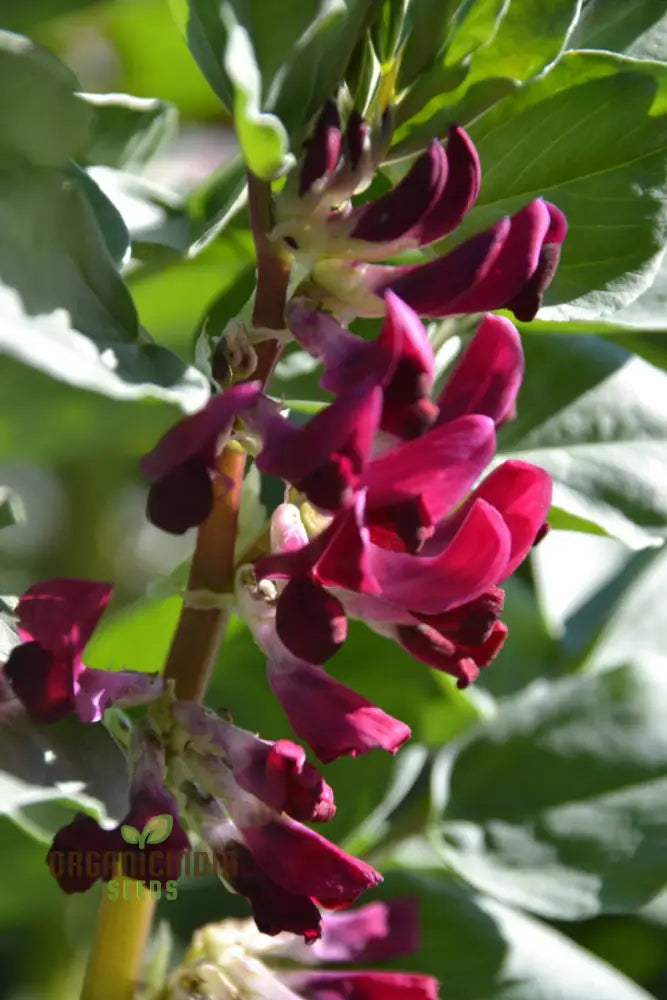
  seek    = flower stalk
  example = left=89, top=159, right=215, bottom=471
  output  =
left=80, top=172, right=290, bottom=1000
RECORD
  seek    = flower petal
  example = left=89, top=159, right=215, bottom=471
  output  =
left=268, top=653, right=410, bottom=762
left=468, top=459, right=552, bottom=578
left=241, top=814, right=382, bottom=909
left=75, top=666, right=163, bottom=723
left=4, top=643, right=75, bottom=724
left=368, top=499, right=512, bottom=613
left=418, top=125, right=481, bottom=245
left=146, top=455, right=214, bottom=534
left=299, top=100, right=342, bottom=197
left=283, top=970, right=440, bottom=1000
left=16, top=578, right=113, bottom=659
left=276, top=577, right=348, bottom=663
left=436, top=313, right=523, bottom=427
left=140, top=382, right=261, bottom=482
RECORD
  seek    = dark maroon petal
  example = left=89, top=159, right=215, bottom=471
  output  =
left=47, top=814, right=117, bottom=893
left=140, top=382, right=261, bottom=482
left=348, top=141, right=447, bottom=244
left=344, top=110, right=369, bottom=171
left=256, top=384, right=382, bottom=511
left=16, top=578, right=112, bottom=658
left=436, top=313, right=523, bottom=427
left=300, top=100, right=342, bottom=196
left=241, top=815, right=382, bottom=909
left=5, top=642, right=74, bottom=723
left=377, top=217, right=510, bottom=316
left=468, top=460, right=552, bottom=579
left=418, top=586, right=505, bottom=646
left=283, top=970, right=440, bottom=1000
left=120, top=797, right=190, bottom=888
left=263, top=740, right=336, bottom=822
left=75, top=666, right=162, bottom=723
left=397, top=618, right=507, bottom=688
left=368, top=499, right=511, bottom=614
left=276, top=577, right=348, bottom=663
left=221, top=839, right=323, bottom=941
left=365, top=414, right=496, bottom=529
left=418, top=125, right=481, bottom=245
left=146, top=455, right=214, bottom=534
left=379, top=292, right=437, bottom=438
left=440, top=199, right=552, bottom=315
left=268, top=655, right=410, bottom=763
left=367, top=495, right=433, bottom=553
left=504, top=203, right=565, bottom=319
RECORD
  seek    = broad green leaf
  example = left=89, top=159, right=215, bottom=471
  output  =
left=0, top=487, right=24, bottom=530
left=222, top=12, right=292, bottom=179
left=120, top=823, right=141, bottom=845
left=0, top=30, right=91, bottom=166
left=77, top=92, right=178, bottom=171
left=498, top=332, right=667, bottom=549
left=187, top=153, right=247, bottom=259
left=610, top=250, right=667, bottom=331
left=570, top=0, right=667, bottom=60
left=0, top=168, right=209, bottom=411
left=170, top=0, right=371, bottom=154
left=452, top=52, right=667, bottom=316
left=376, top=871, right=655, bottom=1000
left=68, top=163, right=131, bottom=268
left=0, top=674, right=127, bottom=834
left=142, top=813, right=174, bottom=845
left=433, top=660, right=667, bottom=919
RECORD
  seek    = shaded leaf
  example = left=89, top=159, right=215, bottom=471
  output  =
left=78, top=91, right=178, bottom=171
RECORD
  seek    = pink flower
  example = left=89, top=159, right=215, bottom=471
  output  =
left=251, top=299, right=551, bottom=689
left=140, top=381, right=261, bottom=533
left=283, top=970, right=439, bottom=1000
left=3, top=579, right=162, bottom=723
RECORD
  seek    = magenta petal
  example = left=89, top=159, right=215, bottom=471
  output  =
left=418, top=125, right=481, bottom=245
left=469, top=460, right=552, bottom=579
left=313, top=496, right=380, bottom=595
left=503, top=202, right=567, bottom=321
left=4, top=642, right=75, bottom=723
left=441, top=199, right=552, bottom=315
left=75, top=667, right=163, bottom=723
left=242, top=815, right=381, bottom=909
left=268, top=655, right=410, bottom=763
left=221, top=839, right=323, bottom=941
left=396, top=619, right=508, bottom=688
left=379, top=292, right=438, bottom=438
left=365, top=414, right=496, bottom=525
left=286, top=303, right=376, bottom=395
left=256, top=384, right=383, bottom=510
left=276, top=577, right=348, bottom=663
left=314, top=898, right=420, bottom=963
left=436, top=313, right=523, bottom=427
left=376, top=216, right=510, bottom=316
left=283, top=970, right=440, bottom=1000
left=369, top=499, right=512, bottom=613
left=347, top=140, right=447, bottom=244
left=299, top=100, right=342, bottom=196
left=140, top=382, right=261, bottom=482
left=16, top=578, right=113, bottom=659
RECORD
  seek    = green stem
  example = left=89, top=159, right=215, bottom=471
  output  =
left=80, top=171, right=289, bottom=1000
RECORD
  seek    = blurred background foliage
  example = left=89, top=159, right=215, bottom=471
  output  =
left=1, top=1, right=667, bottom=998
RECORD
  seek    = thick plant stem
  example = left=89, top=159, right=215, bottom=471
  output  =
left=81, top=172, right=289, bottom=1000
left=80, top=874, right=156, bottom=1000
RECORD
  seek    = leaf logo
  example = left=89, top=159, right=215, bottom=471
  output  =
left=120, top=814, right=173, bottom=849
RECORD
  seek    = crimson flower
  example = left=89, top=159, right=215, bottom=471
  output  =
left=282, top=103, right=566, bottom=323
left=3, top=578, right=162, bottom=723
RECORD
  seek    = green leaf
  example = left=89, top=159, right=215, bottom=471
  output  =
left=0, top=677, right=127, bottom=835
left=570, top=0, right=667, bottom=60
left=0, top=487, right=25, bottom=530
left=171, top=0, right=372, bottom=149
left=77, top=92, right=178, bottom=171
left=221, top=11, right=292, bottom=179
left=68, top=163, right=131, bottom=269
left=376, top=871, right=656, bottom=1000
left=141, top=813, right=174, bottom=846
left=498, top=332, right=667, bottom=549
left=452, top=52, right=667, bottom=317
left=120, top=823, right=142, bottom=845
left=0, top=30, right=91, bottom=166
left=0, top=167, right=209, bottom=410
left=433, top=660, right=667, bottom=919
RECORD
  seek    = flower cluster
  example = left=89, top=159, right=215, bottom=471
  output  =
left=162, top=897, right=438, bottom=1000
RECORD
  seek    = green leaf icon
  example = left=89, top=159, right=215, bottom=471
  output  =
left=120, top=824, right=141, bottom=845
left=140, top=814, right=174, bottom=847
